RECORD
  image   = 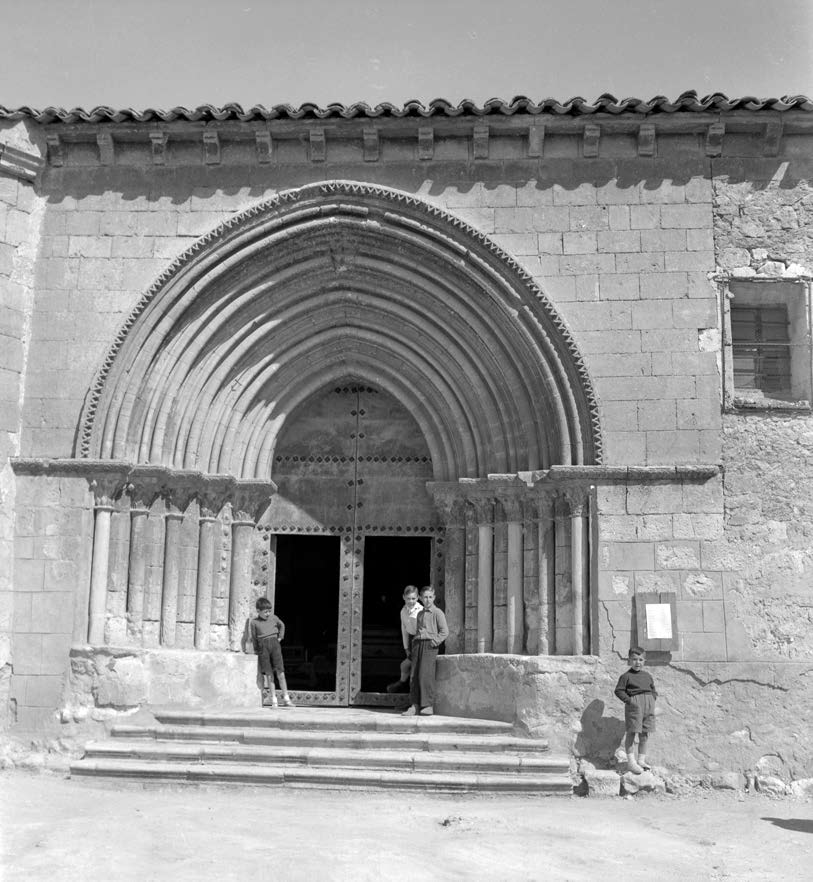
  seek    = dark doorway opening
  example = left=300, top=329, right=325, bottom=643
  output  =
left=361, top=536, right=432, bottom=693
left=273, top=535, right=341, bottom=692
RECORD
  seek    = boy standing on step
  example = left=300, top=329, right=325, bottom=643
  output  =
left=250, top=597, right=294, bottom=708
left=402, top=585, right=448, bottom=717
left=386, top=585, right=422, bottom=693
left=614, top=647, right=657, bottom=773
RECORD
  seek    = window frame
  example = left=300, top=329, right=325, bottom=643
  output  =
left=721, top=279, right=813, bottom=412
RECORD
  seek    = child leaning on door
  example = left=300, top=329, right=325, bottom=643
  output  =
left=248, top=597, right=295, bottom=708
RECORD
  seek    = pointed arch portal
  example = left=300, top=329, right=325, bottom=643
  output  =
left=76, top=182, right=602, bottom=702
left=79, top=180, right=601, bottom=476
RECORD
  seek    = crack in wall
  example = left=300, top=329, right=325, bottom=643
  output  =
left=669, top=663, right=792, bottom=692
left=599, top=600, right=627, bottom=661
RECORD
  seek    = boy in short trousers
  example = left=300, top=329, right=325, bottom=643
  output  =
left=614, top=647, right=657, bottom=773
left=250, top=597, right=294, bottom=708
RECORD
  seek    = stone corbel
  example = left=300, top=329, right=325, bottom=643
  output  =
left=255, top=130, right=272, bottom=164
left=96, top=132, right=115, bottom=166
left=203, top=130, right=221, bottom=165
left=362, top=127, right=379, bottom=162
left=705, top=122, right=725, bottom=157
left=583, top=124, right=600, bottom=158
left=473, top=124, right=489, bottom=159
left=528, top=123, right=545, bottom=158
left=418, top=126, right=434, bottom=160
left=763, top=121, right=783, bottom=157
left=637, top=123, right=656, bottom=157
left=45, top=133, right=64, bottom=168
left=309, top=128, right=326, bottom=162
left=149, top=131, right=168, bottom=165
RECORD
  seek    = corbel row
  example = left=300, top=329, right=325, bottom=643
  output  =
left=41, top=118, right=787, bottom=168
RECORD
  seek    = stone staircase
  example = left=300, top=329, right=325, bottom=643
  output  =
left=70, top=707, right=572, bottom=794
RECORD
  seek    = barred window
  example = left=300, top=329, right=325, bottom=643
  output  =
left=731, top=305, right=792, bottom=399
left=724, top=281, right=812, bottom=410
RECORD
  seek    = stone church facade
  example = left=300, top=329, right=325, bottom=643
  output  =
left=1, top=93, right=811, bottom=778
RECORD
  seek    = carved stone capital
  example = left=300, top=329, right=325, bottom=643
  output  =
left=158, top=469, right=203, bottom=515
left=88, top=467, right=129, bottom=508
left=563, top=485, right=590, bottom=517
left=431, top=491, right=465, bottom=527
left=498, top=495, right=524, bottom=523
left=231, top=480, right=276, bottom=524
left=526, top=487, right=557, bottom=520
left=195, top=475, right=234, bottom=520
left=470, top=497, right=495, bottom=523
left=124, top=468, right=167, bottom=512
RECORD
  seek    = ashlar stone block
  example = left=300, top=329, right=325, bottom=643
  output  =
left=656, top=541, right=700, bottom=569
left=680, top=631, right=727, bottom=662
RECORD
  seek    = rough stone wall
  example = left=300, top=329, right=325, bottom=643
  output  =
left=436, top=654, right=813, bottom=781
left=720, top=414, right=813, bottom=658
left=0, top=121, right=45, bottom=728
left=714, top=155, right=813, bottom=276
left=710, top=155, right=813, bottom=662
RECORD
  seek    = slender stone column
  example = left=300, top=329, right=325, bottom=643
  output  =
left=124, top=476, right=161, bottom=644
left=228, top=481, right=275, bottom=650
left=503, top=497, right=524, bottom=655
left=463, top=503, right=479, bottom=653
left=88, top=505, right=113, bottom=644
left=474, top=499, right=494, bottom=654
left=194, top=478, right=230, bottom=650
left=87, top=472, right=127, bottom=644
left=538, top=492, right=556, bottom=654
left=266, top=534, right=278, bottom=607
left=434, top=495, right=465, bottom=653
left=565, top=486, right=590, bottom=655
left=159, top=492, right=185, bottom=648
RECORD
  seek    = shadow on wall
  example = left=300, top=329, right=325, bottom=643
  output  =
left=575, top=698, right=626, bottom=766
left=42, top=154, right=804, bottom=207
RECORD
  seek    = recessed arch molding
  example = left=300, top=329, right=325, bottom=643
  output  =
left=78, top=180, right=603, bottom=480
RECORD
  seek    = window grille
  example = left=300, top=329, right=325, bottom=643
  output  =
left=730, top=305, right=792, bottom=399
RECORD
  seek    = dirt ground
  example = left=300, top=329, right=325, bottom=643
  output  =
left=1, top=771, right=811, bottom=881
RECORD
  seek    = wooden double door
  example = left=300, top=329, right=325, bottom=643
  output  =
left=265, top=385, right=439, bottom=705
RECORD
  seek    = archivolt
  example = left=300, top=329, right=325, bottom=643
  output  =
left=78, top=181, right=602, bottom=480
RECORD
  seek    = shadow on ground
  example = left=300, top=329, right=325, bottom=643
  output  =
left=762, top=817, right=813, bottom=834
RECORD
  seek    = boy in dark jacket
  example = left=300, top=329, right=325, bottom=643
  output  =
left=250, top=597, right=294, bottom=708
left=614, top=647, right=657, bottom=773
left=402, top=586, right=448, bottom=717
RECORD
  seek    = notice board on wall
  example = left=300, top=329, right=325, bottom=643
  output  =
left=634, top=592, right=678, bottom=652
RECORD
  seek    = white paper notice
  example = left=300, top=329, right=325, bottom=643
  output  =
left=646, top=604, right=672, bottom=640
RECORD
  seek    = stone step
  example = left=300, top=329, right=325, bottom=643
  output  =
left=74, top=707, right=570, bottom=794
left=110, top=723, right=549, bottom=754
left=151, top=707, right=517, bottom=736
left=70, top=758, right=572, bottom=793
left=80, top=739, right=568, bottom=774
